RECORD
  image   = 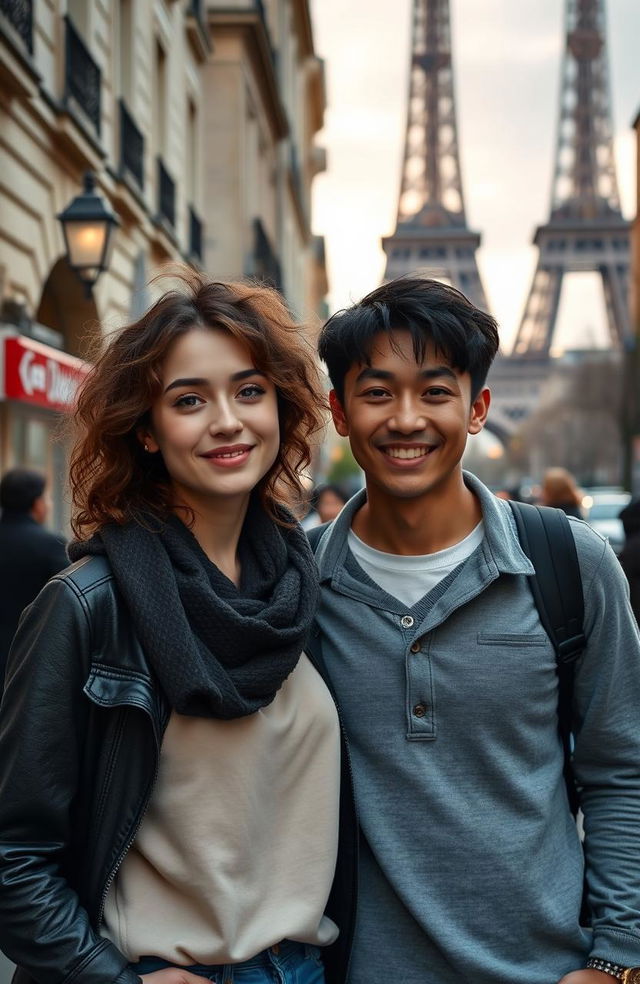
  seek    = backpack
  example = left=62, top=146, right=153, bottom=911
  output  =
left=307, top=501, right=586, bottom=815
left=508, top=500, right=585, bottom=817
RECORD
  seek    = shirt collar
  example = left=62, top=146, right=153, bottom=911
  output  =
left=315, top=471, right=534, bottom=584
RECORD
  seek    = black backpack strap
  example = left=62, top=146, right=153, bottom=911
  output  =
left=508, top=500, right=586, bottom=816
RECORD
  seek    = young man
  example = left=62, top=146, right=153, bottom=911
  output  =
left=307, top=277, right=640, bottom=984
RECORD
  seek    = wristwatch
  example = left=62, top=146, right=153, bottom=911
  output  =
left=586, top=958, right=640, bottom=982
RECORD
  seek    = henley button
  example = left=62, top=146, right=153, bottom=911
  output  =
left=410, top=640, right=422, bottom=653
left=401, top=615, right=414, bottom=628
left=413, top=703, right=427, bottom=718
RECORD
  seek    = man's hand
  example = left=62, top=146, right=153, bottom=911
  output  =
left=140, top=970, right=206, bottom=984
left=558, top=971, right=620, bottom=984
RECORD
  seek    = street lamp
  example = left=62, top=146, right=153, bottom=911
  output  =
left=57, top=172, right=119, bottom=294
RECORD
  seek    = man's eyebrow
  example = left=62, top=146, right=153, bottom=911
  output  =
left=354, top=366, right=458, bottom=384
left=163, top=369, right=266, bottom=394
left=419, top=366, right=458, bottom=382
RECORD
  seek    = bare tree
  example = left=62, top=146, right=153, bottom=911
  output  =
left=514, top=354, right=624, bottom=487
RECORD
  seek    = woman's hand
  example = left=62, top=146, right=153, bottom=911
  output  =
left=140, top=970, right=206, bottom=984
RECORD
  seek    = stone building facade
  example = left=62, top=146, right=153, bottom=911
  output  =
left=633, top=108, right=640, bottom=336
left=0, top=0, right=327, bottom=531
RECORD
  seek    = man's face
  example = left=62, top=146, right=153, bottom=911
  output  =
left=330, top=331, right=489, bottom=503
left=31, top=490, right=51, bottom=525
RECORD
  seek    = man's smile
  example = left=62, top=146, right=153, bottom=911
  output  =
left=380, top=444, right=435, bottom=460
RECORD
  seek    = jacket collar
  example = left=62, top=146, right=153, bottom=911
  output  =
left=315, top=470, right=534, bottom=584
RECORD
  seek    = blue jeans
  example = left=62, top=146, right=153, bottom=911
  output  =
left=129, top=939, right=325, bottom=984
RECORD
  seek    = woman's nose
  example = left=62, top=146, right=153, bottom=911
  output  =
left=210, top=399, right=243, bottom=435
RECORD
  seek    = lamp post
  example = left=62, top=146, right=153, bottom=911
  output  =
left=57, top=172, right=119, bottom=295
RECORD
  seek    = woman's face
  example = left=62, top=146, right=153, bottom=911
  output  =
left=143, top=327, right=280, bottom=515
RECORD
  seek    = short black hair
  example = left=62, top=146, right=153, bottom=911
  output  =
left=0, top=468, right=46, bottom=512
left=318, top=276, right=500, bottom=402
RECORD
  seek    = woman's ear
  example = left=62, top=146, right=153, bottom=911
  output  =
left=137, top=428, right=159, bottom=454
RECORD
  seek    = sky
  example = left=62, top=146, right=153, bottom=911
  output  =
left=309, top=0, right=640, bottom=353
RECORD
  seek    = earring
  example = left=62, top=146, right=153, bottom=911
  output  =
left=144, top=443, right=150, bottom=453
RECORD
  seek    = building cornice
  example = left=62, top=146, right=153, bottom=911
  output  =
left=291, top=0, right=315, bottom=59
left=207, top=8, right=289, bottom=140
left=307, top=56, right=326, bottom=135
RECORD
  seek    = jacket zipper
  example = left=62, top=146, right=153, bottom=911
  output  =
left=96, top=704, right=170, bottom=928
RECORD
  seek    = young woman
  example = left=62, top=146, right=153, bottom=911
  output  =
left=540, top=466, right=584, bottom=519
left=0, top=273, right=352, bottom=984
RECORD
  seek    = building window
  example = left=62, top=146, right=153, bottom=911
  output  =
left=64, top=15, right=101, bottom=135
left=153, top=39, right=168, bottom=158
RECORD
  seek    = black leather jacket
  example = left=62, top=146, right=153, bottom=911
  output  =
left=0, top=557, right=357, bottom=984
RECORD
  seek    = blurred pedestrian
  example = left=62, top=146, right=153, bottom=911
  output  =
left=0, top=467, right=67, bottom=684
left=0, top=273, right=350, bottom=984
left=540, top=466, right=584, bottom=518
left=302, top=483, right=348, bottom=530
left=618, top=498, right=640, bottom=624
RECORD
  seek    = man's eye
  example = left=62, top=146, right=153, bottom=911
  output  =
left=174, top=394, right=202, bottom=408
left=238, top=384, right=266, bottom=400
left=425, top=388, right=450, bottom=398
left=363, top=388, right=389, bottom=399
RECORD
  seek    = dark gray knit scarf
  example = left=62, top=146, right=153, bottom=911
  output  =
left=68, top=497, right=319, bottom=719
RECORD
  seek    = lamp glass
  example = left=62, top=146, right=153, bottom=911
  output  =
left=65, top=220, right=109, bottom=269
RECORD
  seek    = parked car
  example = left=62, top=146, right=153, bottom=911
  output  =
left=583, top=490, right=631, bottom=554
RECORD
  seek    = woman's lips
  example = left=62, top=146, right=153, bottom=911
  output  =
left=201, top=445, right=254, bottom=467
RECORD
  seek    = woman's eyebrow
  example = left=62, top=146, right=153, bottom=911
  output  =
left=163, top=369, right=267, bottom=394
left=164, top=377, right=208, bottom=394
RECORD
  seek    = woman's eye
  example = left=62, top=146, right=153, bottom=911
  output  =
left=173, top=394, right=203, bottom=409
left=238, top=384, right=266, bottom=400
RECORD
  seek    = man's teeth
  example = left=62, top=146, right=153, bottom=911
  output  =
left=384, top=447, right=430, bottom=459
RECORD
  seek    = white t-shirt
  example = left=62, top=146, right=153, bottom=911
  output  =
left=347, top=522, right=485, bottom=607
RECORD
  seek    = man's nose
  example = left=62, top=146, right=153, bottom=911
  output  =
left=388, top=398, right=427, bottom=433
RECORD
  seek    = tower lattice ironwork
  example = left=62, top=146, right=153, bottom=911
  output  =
left=382, top=0, right=488, bottom=310
left=511, top=0, right=630, bottom=358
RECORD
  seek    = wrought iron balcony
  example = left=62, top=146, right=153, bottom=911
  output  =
left=156, top=156, right=175, bottom=229
left=252, top=218, right=282, bottom=291
left=119, top=99, right=144, bottom=191
left=64, top=16, right=101, bottom=134
left=1, top=0, right=34, bottom=53
left=189, top=206, right=203, bottom=262
left=188, top=0, right=204, bottom=23
left=255, top=0, right=276, bottom=66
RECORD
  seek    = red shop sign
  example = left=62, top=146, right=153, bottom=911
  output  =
left=1, top=335, right=89, bottom=412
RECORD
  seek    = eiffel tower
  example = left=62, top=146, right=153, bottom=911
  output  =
left=382, top=0, right=488, bottom=310
left=510, top=0, right=631, bottom=358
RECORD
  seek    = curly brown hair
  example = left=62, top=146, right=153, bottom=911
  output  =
left=69, top=270, right=326, bottom=538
